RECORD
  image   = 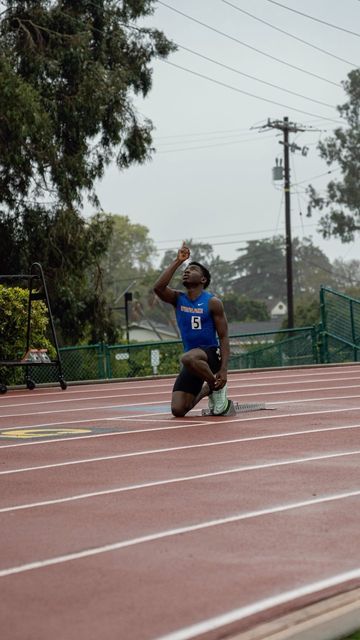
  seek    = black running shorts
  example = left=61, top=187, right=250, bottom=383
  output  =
left=172, top=346, right=222, bottom=396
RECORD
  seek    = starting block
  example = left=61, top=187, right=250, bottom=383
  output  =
left=201, top=399, right=266, bottom=416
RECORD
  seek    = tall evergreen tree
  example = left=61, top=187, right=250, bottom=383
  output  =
left=0, top=1, right=175, bottom=342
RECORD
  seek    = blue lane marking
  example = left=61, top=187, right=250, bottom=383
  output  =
left=107, top=404, right=171, bottom=414
left=126, top=404, right=171, bottom=413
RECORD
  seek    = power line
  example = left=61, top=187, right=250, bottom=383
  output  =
left=156, top=128, right=274, bottom=144
left=155, top=223, right=319, bottom=245
left=155, top=120, right=331, bottom=140
left=157, top=133, right=276, bottom=153
left=155, top=126, right=255, bottom=140
left=162, top=60, right=342, bottom=124
left=291, top=168, right=341, bottom=187
left=157, top=1, right=341, bottom=87
left=222, top=1, right=357, bottom=66
left=266, top=0, right=360, bottom=37
left=176, top=44, right=336, bottom=108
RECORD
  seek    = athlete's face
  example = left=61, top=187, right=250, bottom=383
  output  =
left=182, top=264, right=205, bottom=288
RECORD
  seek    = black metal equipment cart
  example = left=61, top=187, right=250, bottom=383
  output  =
left=0, top=262, right=67, bottom=394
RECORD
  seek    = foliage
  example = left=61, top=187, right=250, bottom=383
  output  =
left=308, top=68, right=360, bottom=241
left=0, top=0, right=175, bottom=209
left=158, top=240, right=235, bottom=296
left=231, top=235, right=335, bottom=302
left=343, top=631, right=360, bottom=640
left=223, top=293, right=270, bottom=322
left=0, top=0, right=174, bottom=344
left=0, top=208, right=118, bottom=344
left=293, top=297, right=320, bottom=328
left=332, top=258, right=360, bottom=291
left=0, top=284, right=56, bottom=384
left=101, top=214, right=163, bottom=339
left=292, top=237, right=334, bottom=294
left=232, top=236, right=286, bottom=300
left=102, top=213, right=156, bottom=301
left=107, top=342, right=182, bottom=378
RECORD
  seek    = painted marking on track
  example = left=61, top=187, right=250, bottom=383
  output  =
left=2, top=423, right=360, bottom=476
left=2, top=405, right=360, bottom=449
left=4, top=380, right=360, bottom=408
left=2, top=449, right=360, bottom=513
left=0, top=427, right=92, bottom=440
left=2, top=392, right=360, bottom=419
left=1, top=489, right=360, bottom=576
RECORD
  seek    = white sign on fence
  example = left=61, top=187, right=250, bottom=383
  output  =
left=150, top=349, right=160, bottom=374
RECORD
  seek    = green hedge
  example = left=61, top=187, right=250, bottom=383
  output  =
left=0, top=285, right=55, bottom=385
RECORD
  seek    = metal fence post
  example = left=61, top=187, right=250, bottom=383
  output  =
left=349, top=300, right=358, bottom=362
left=96, top=343, right=106, bottom=379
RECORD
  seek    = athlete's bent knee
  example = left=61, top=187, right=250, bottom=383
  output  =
left=171, top=405, right=187, bottom=417
left=181, top=352, right=196, bottom=368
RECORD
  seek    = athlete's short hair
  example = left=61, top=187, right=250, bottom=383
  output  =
left=189, top=261, right=211, bottom=288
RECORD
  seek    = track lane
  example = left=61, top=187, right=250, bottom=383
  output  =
left=1, top=495, right=360, bottom=640
left=1, top=365, right=360, bottom=640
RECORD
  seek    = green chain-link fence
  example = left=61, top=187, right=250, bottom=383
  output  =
left=17, top=326, right=317, bottom=384
left=9, top=344, right=106, bottom=386
left=320, top=286, right=360, bottom=363
left=2, top=286, right=360, bottom=386
left=228, top=327, right=319, bottom=369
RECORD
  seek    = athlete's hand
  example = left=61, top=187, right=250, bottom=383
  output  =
left=177, top=241, right=190, bottom=263
left=214, top=369, right=227, bottom=389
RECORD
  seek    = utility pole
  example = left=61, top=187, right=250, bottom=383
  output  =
left=260, top=117, right=312, bottom=329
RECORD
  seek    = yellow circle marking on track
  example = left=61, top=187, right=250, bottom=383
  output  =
left=0, top=428, right=91, bottom=439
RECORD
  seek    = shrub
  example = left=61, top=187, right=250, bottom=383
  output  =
left=0, top=285, right=55, bottom=385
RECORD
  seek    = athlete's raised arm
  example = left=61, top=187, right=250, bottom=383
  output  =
left=153, top=242, right=190, bottom=306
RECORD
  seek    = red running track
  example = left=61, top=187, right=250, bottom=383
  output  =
left=1, top=364, right=360, bottom=640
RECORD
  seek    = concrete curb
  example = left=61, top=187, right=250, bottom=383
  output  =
left=228, top=588, right=360, bottom=640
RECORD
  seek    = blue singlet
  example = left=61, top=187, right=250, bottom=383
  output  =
left=175, top=290, right=218, bottom=352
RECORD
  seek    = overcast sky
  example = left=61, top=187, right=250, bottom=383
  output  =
left=91, top=0, right=359, bottom=272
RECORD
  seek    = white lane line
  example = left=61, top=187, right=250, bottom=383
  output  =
left=3, top=368, right=360, bottom=402
left=3, top=382, right=360, bottom=410
left=2, top=405, right=360, bottom=448
left=1, top=488, right=360, bottom=576
left=2, top=392, right=360, bottom=420
left=2, top=423, right=360, bottom=476
left=1, top=450, right=360, bottom=514
left=3, top=381, right=360, bottom=409
left=154, top=567, right=360, bottom=640
left=4, top=364, right=358, bottom=399
left=0, top=398, right=170, bottom=418
left=0, top=390, right=172, bottom=409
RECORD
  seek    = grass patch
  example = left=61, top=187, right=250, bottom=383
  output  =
left=342, top=632, right=360, bottom=639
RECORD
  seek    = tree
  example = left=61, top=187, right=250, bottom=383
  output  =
left=232, top=236, right=334, bottom=302
left=232, top=237, right=286, bottom=300
left=0, top=208, right=118, bottom=344
left=332, top=258, right=360, bottom=292
left=158, top=240, right=236, bottom=296
left=292, top=237, right=334, bottom=296
left=0, top=284, right=56, bottom=384
left=293, top=297, right=320, bottom=328
left=0, top=0, right=175, bottom=209
left=101, top=214, right=163, bottom=339
left=308, top=69, right=360, bottom=242
left=103, top=214, right=156, bottom=299
left=222, top=293, right=270, bottom=323
left=0, top=1, right=174, bottom=343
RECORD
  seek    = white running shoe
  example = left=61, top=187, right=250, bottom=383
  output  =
left=208, top=392, right=215, bottom=414
left=211, top=383, right=229, bottom=415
